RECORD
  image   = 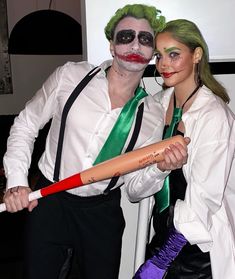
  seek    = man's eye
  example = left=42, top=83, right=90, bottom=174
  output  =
left=138, top=32, right=154, bottom=47
left=139, top=36, right=150, bottom=44
left=115, top=30, right=135, bottom=44
left=121, top=35, right=132, bottom=42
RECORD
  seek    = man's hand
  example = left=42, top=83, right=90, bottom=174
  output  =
left=3, top=186, right=38, bottom=212
left=157, top=137, right=190, bottom=172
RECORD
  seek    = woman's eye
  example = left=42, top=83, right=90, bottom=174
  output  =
left=154, top=53, right=162, bottom=61
left=169, top=52, right=180, bottom=60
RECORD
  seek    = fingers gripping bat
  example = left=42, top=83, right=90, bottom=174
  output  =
left=0, top=135, right=185, bottom=212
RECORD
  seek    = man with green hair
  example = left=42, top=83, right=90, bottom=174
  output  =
left=3, top=4, right=188, bottom=279
left=104, top=4, right=165, bottom=41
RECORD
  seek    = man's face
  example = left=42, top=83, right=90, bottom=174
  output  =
left=110, top=17, right=154, bottom=72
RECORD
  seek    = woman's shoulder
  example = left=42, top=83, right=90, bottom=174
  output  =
left=197, top=86, right=231, bottom=112
left=194, top=85, right=235, bottom=124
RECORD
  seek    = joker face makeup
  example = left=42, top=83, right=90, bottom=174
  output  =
left=110, top=17, right=154, bottom=72
left=115, top=29, right=154, bottom=48
left=155, top=32, right=197, bottom=88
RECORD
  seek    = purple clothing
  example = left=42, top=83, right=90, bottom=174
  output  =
left=134, top=228, right=187, bottom=279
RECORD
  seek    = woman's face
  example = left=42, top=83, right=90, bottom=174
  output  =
left=155, top=32, right=197, bottom=88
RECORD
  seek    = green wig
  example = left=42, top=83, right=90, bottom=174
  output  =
left=157, top=19, right=230, bottom=103
left=105, top=4, right=165, bottom=41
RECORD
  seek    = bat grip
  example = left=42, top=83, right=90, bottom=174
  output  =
left=0, top=189, right=42, bottom=213
left=0, top=203, right=6, bottom=213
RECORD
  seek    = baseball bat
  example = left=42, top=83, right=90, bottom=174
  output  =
left=0, top=135, right=185, bottom=212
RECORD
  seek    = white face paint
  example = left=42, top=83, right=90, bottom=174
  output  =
left=110, top=17, right=154, bottom=73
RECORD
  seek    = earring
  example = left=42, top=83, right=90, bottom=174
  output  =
left=154, top=68, right=163, bottom=87
left=195, top=62, right=202, bottom=86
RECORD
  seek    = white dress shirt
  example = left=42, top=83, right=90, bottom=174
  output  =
left=154, top=85, right=235, bottom=279
left=4, top=60, right=167, bottom=197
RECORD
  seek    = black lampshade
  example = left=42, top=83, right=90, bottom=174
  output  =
left=8, top=10, right=83, bottom=55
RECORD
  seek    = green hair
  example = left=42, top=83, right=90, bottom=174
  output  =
left=105, top=4, right=165, bottom=41
left=157, top=19, right=229, bottom=103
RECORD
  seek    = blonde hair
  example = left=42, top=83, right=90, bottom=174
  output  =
left=158, top=19, right=230, bottom=103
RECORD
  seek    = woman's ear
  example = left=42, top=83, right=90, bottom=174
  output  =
left=193, top=47, right=203, bottom=63
left=110, top=41, right=115, bottom=57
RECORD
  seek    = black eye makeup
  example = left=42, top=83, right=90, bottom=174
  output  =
left=115, top=29, right=154, bottom=47
left=115, top=29, right=136, bottom=45
left=138, top=31, right=154, bottom=47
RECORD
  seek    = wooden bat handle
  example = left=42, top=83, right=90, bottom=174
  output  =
left=0, top=135, right=185, bottom=213
left=81, top=135, right=185, bottom=184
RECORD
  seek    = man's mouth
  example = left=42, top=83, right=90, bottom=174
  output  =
left=117, top=53, right=150, bottom=64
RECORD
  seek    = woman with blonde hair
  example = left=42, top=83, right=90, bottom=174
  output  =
left=134, top=19, right=235, bottom=279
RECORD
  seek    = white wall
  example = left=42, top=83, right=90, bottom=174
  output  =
left=83, top=0, right=235, bottom=65
left=0, top=0, right=83, bottom=115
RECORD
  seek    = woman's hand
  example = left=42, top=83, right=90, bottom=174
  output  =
left=157, top=137, right=190, bottom=172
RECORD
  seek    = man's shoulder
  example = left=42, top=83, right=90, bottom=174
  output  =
left=62, top=61, right=97, bottom=72
left=57, top=61, right=101, bottom=81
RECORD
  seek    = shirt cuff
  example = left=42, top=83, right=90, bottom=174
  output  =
left=6, top=172, right=29, bottom=190
left=151, top=165, right=170, bottom=179
left=174, top=199, right=213, bottom=252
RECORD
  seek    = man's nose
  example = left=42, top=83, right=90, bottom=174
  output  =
left=131, top=37, right=140, bottom=50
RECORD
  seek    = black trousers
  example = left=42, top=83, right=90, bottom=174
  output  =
left=23, top=174, right=125, bottom=279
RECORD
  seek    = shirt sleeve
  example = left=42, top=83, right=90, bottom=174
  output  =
left=124, top=164, right=168, bottom=202
left=174, top=109, right=235, bottom=252
left=3, top=65, right=63, bottom=189
left=124, top=96, right=169, bottom=202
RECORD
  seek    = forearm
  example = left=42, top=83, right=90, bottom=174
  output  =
left=125, top=165, right=168, bottom=202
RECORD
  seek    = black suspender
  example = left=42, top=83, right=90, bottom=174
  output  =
left=103, top=102, right=144, bottom=194
left=53, top=66, right=145, bottom=194
left=53, top=67, right=101, bottom=182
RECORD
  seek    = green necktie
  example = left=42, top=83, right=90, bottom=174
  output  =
left=155, top=85, right=201, bottom=213
left=155, top=107, right=182, bottom=213
left=94, top=87, right=147, bottom=165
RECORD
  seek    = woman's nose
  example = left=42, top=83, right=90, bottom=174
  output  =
left=159, top=56, right=170, bottom=69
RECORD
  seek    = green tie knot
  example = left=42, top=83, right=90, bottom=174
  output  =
left=173, top=107, right=182, bottom=123
left=135, top=87, right=148, bottom=101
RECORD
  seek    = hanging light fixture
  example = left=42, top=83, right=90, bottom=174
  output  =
left=8, top=0, right=82, bottom=55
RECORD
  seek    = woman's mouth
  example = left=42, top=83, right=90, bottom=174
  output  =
left=161, top=72, right=175, bottom=78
